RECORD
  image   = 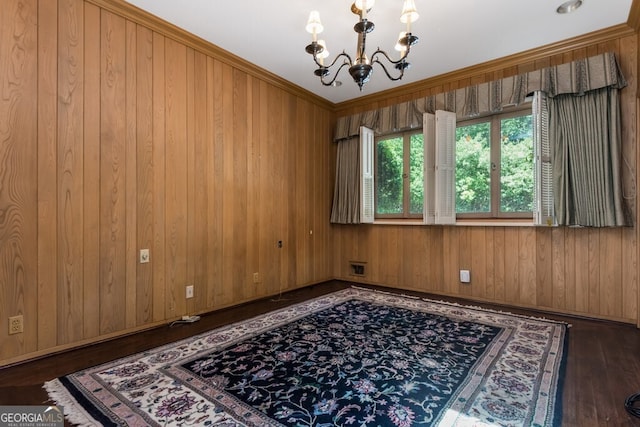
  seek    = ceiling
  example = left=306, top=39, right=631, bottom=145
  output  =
left=123, top=0, right=633, bottom=104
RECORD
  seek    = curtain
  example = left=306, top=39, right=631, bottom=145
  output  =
left=330, top=52, right=629, bottom=226
left=330, top=137, right=361, bottom=224
left=334, top=52, right=626, bottom=141
left=549, top=87, right=629, bottom=226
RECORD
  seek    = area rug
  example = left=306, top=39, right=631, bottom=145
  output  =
left=44, top=287, right=568, bottom=426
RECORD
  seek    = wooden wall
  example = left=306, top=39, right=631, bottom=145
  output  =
left=0, top=0, right=334, bottom=365
left=331, top=34, right=640, bottom=325
left=2, top=0, right=639, bottom=366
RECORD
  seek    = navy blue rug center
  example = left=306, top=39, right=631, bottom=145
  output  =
left=180, top=299, right=503, bottom=426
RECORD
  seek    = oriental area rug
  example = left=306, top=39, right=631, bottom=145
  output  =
left=44, top=287, right=568, bottom=426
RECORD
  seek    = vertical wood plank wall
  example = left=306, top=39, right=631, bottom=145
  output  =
left=0, top=0, right=334, bottom=364
left=1, top=0, right=639, bottom=365
left=331, top=36, right=640, bottom=324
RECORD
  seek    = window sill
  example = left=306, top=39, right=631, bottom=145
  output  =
left=373, top=219, right=425, bottom=226
left=372, top=219, right=535, bottom=227
left=455, top=219, right=534, bottom=227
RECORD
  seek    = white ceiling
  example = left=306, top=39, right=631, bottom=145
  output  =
left=123, top=0, right=633, bottom=104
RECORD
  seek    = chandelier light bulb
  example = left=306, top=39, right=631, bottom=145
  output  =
left=395, top=32, right=408, bottom=54
left=400, top=0, right=419, bottom=33
left=400, top=0, right=419, bottom=23
left=317, top=40, right=329, bottom=65
left=306, top=11, right=323, bottom=41
left=354, top=0, right=376, bottom=13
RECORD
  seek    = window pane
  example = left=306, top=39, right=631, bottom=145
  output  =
left=456, top=123, right=491, bottom=213
left=409, top=134, right=424, bottom=214
left=376, top=137, right=403, bottom=215
left=500, top=115, right=534, bottom=212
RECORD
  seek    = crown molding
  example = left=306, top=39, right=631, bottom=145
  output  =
left=334, top=23, right=636, bottom=114
left=627, top=0, right=640, bottom=31
left=83, top=0, right=638, bottom=114
left=86, top=0, right=335, bottom=110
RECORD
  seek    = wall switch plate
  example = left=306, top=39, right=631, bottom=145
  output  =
left=139, top=249, right=150, bottom=264
left=460, top=270, right=471, bottom=283
left=253, top=273, right=260, bottom=284
left=186, top=285, right=194, bottom=299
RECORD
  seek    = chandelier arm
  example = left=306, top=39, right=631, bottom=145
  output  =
left=313, top=50, right=353, bottom=70
left=370, top=47, right=411, bottom=67
left=320, top=62, right=352, bottom=87
left=372, top=58, right=405, bottom=81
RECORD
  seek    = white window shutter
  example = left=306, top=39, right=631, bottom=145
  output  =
left=532, top=92, right=556, bottom=226
left=360, top=126, right=375, bottom=223
left=435, top=110, right=457, bottom=225
left=423, top=113, right=436, bottom=224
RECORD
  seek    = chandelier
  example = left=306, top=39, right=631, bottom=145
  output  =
left=305, top=0, right=419, bottom=90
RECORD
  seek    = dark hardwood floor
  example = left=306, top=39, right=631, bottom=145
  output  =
left=1, top=280, right=640, bottom=426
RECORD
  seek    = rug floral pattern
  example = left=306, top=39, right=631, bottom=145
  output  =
left=45, top=288, right=567, bottom=427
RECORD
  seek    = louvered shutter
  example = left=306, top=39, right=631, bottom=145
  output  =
left=360, top=126, right=375, bottom=223
left=423, top=113, right=436, bottom=224
left=435, top=110, right=457, bottom=225
left=532, top=92, right=555, bottom=226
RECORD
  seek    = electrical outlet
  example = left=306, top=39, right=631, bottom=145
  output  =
left=460, top=270, right=471, bottom=283
left=139, top=249, right=150, bottom=264
left=9, top=315, right=23, bottom=335
left=185, top=285, right=194, bottom=299
left=253, top=272, right=260, bottom=284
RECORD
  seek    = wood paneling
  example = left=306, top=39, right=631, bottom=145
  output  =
left=0, top=0, right=333, bottom=365
left=57, top=0, right=85, bottom=345
left=151, top=31, right=166, bottom=323
left=37, top=0, right=59, bottom=351
left=0, top=0, right=38, bottom=361
left=334, top=225, right=639, bottom=324
left=83, top=1, right=101, bottom=339
left=125, top=20, right=138, bottom=330
left=164, top=37, right=188, bottom=319
left=332, top=37, right=639, bottom=325
left=1, top=0, right=639, bottom=365
left=100, top=9, right=127, bottom=335
left=135, top=24, right=154, bottom=325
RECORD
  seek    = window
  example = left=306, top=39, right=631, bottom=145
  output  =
left=455, top=108, right=533, bottom=219
left=368, top=106, right=535, bottom=223
left=375, top=130, right=424, bottom=218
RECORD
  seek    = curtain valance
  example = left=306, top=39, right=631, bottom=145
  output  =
left=334, top=52, right=627, bottom=141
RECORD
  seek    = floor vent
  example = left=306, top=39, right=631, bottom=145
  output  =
left=349, top=261, right=366, bottom=277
